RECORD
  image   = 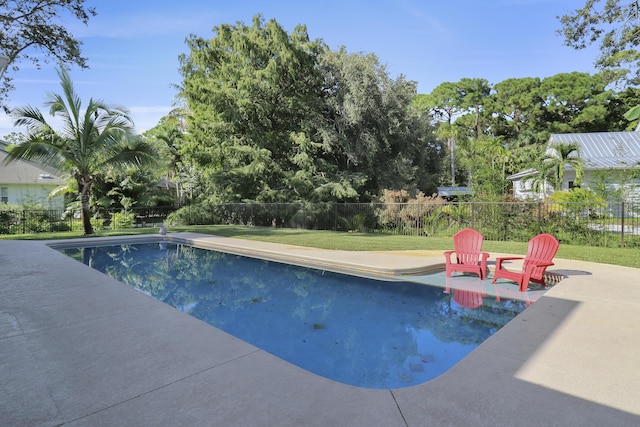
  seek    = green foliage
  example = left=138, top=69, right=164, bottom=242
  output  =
left=590, top=164, right=640, bottom=201
left=376, top=190, right=448, bottom=234
left=180, top=15, right=326, bottom=203
left=0, top=1, right=97, bottom=104
left=487, top=77, right=544, bottom=137
left=539, top=72, right=612, bottom=133
left=0, top=202, right=71, bottom=234
left=110, top=211, right=136, bottom=229
left=4, top=68, right=157, bottom=235
left=178, top=14, right=439, bottom=204
left=90, top=217, right=105, bottom=231
left=421, top=207, right=448, bottom=236
left=549, top=188, right=606, bottom=204
left=540, top=141, right=585, bottom=189
left=165, top=205, right=211, bottom=226
left=558, top=1, right=640, bottom=85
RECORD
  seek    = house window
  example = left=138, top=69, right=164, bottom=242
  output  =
left=1, top=187, right=7, bottom=204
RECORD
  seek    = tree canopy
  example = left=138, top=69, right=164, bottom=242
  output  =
left=178, top=15, right=441, bottom=204
left=558, top=0, right=640, bottom=84
left=0, top=0, right=96, bottom=104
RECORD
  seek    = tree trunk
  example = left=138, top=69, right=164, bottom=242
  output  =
left=79, top=179, right=94, bottom=235
left=449, top=137, right=455, bottom=185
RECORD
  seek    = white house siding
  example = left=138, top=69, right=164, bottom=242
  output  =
left=1, top=143, right=65, bottom=209
left=507, top=169, right=552, bottom=200
left=510, top=132, right=640, bottom=202
left=560, top=169, right=640, bottom=203
left=0, top=183, right=64, bottom=209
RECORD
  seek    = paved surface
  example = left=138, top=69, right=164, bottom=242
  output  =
left=1, top=232, right=639, bottom=426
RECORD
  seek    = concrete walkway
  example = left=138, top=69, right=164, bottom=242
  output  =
left=1, top=233, right=639, bottom=426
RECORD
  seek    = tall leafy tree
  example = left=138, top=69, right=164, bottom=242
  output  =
left=424, top=82, right=465, bottom=185
left=457, top=77, right=491, bottom=140
left=317, top=48, right=431, bottom=197
left=180, top=15, right=327, bottom=203
left=476, top=136, right=514, bottom=195
left=144, top=110, right=187, bottom=202
left=3, top=67, right=156, bottom=234
left=180, top=15, right=436, bottom=203
left=558, top=0, right=640, bottom=84
left=539, top=72, right=612, bottom=133
left=0, top=0, right=96, bottom=104
left=488, top=77, right=544, bottom=137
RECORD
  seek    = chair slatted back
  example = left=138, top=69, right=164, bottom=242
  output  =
left=523, top=234, right=559, bottom=279
left=453, top=228, right=484, bottom=265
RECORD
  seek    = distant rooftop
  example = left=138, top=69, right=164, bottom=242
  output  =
left=437, top=186, right=473, bottom=198
left=0, top=141, right=65, bottom=185
left=549, top=132, right=640, bottom=169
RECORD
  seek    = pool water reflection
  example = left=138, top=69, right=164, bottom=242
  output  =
left=58, top=241, right=530, bottom=389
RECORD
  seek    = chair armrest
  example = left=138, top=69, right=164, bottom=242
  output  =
left=495, top=256, right=523, bottom=269
left=495, top=256, right=524, bottom=262
left=443, top=250, right=454, bottom=264
left=523, top=261, right=554, bottom=273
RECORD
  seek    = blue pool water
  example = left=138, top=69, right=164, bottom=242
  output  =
left=58, top=241, right=527, bottom=389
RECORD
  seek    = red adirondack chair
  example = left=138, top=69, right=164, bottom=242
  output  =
left=444, top=228, right=490, bottom=280
left=492, top=233, right=560, bottom=292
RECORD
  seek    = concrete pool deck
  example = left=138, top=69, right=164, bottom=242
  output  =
left=1, top=232, right=639, bottom=426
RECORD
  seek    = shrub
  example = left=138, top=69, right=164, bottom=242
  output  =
left=165, top=204, right=215, bottom=226
left=111, top=211, right=136, bottom=229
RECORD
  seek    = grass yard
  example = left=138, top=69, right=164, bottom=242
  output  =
left=2, top=224, right=639, bottom=269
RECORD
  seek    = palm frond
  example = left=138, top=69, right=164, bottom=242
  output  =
left=2, top=136, right=67, bottom=169
left=10, top=105, right=49, bottom=132
left=99, top=133, right=158, bottom=171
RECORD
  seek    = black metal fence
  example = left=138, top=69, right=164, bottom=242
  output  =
left=0, top=209, right=75, bottom=234
left=0, top=206, right=175, bottom=235
left=176, top=201, right=640, bottom=248
left=3, top=202, right=639, bottom=248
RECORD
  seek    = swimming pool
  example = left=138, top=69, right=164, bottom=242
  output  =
left=57, top=240, right=528, bottom=389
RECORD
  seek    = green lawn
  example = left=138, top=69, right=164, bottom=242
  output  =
left=2, top=224, right=638, bottom=269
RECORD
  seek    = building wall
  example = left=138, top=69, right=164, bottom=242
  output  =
left=511, top=177, right=551, bottom=200
left=0, top=184, right=64, bottom=209
left=560, top=169, right=640, bottom=203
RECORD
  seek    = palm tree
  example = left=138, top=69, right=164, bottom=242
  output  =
left=480, top=136, right=514, bottom=180
left=541, top=141, right=584, bottom=190
left=4, top=67, right=156, bottom=234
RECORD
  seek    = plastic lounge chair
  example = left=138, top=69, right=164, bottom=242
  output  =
left=492, top=233, right=559, bottom=292
left=444, top=228, right=490, bottom=280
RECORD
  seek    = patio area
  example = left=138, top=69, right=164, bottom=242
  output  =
left=1, top=233, right=639, bottom=426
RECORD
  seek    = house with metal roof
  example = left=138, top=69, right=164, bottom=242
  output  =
left=0, top=141, right=65, bottom=209
left=508, top=132, right=640, bottom=201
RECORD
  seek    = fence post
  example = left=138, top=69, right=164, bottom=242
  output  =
left=471, top=201, right=475, bottom=229
left=537, top=202, right=542, bottom=234
left=417, top=202, right=421, bottom=236
left=621, top=201, right=625, bottom=248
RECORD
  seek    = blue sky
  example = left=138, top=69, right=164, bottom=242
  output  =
left=0, top=0, right=597, bottom=137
